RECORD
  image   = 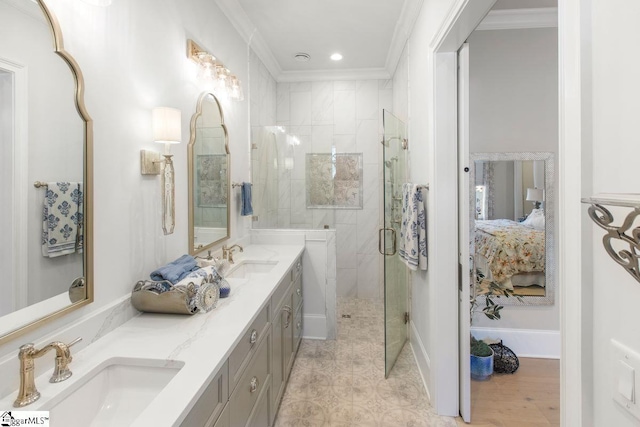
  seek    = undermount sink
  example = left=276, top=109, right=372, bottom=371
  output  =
left=45, top=357, right=183, bottom=426
left=226, top=260, right=277, bottom=279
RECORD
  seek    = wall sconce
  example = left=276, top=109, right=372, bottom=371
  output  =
left=140, top=107, right=181, bottom=235
left=526, top=188, right=544, bottom=210
left=187, top=39, right=243, bottom=101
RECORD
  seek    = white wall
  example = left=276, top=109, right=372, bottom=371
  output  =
left=587, top=0, right=640, bottom=424
left=468, top=29, right=558, bottom=152
left=468, top=27, right=559, bottom=332
left=0, top=0, right=252, bottom=358
left=399, top=0, right=462, bottom=414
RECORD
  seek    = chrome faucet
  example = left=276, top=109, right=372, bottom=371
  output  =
left=222, top=244, right=243, bottom=264
left=14, top=337, right=82, bottom=407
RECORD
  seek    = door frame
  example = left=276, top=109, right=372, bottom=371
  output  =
left=0, top=57, right=28, bottom=312
left=430, top=0, right=585, bottom=424
left=428, top=0, right=495, bottom=416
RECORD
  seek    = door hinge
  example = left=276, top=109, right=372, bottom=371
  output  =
left=404, top=312, right=410, bottom=324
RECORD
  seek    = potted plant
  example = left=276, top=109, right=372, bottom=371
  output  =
left=470, top=336, right=493, bottom=380
left=469, top=270, right=523, bottom=380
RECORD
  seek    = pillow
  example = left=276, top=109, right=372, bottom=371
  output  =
left=522, top=209, right=545, bottom=230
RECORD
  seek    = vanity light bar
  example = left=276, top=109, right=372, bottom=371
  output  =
left=187, top=39, right=243, bottom=101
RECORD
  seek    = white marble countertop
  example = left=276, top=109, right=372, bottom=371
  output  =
left=0, top=242, right=304, bottom=426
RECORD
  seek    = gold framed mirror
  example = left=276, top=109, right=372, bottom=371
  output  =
left=188, top=92, right=230, bottom=254
left=0, top=0, right=93, bottom=345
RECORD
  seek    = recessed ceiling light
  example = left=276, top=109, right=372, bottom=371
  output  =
left=294, top=53, right=311, bottom=62
left=330, top=53, right=343, bottom=61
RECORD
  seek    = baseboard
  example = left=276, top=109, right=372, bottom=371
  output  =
left=471, top=326, right=560, bottom=359
left=302, top=314, right=327, bottom=340
left=409, top=320, right=432, bottom=402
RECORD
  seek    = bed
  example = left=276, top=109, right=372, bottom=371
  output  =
left=474, top=217, right=545, bottom=291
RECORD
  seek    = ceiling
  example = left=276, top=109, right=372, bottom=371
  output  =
left=216, top=0, right=557, bottom=81
left=235, top=0, right=405, bottom=73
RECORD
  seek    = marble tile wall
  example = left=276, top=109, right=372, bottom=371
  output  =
left=248, top=48, right=391, bottom=299
left=272, top=79, right=393, bottom=300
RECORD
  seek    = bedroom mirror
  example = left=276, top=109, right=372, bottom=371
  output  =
left=187, top=92, right=230, bottom=254
left=0, top=0, right=93, bottom=345
left=470, top=152, right=554, bottom=306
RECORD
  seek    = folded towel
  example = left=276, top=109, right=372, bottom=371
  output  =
left=150, top=254, right=199, bottom=283
left=399, top=183, right=428, bottom=271
left=41, top=182, right=83, bottom=258
left=241, top=182, right=253, bottom=216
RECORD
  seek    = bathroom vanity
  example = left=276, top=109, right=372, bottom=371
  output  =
left=181, top=252, right=303, bottom=427
left=0, top=241, right=304, bottom=427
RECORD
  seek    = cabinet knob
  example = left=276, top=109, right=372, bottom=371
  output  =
left=250, top=376, right=259, bottom=393
left=249, top=329, right=258, bottom=345
left=297, top=321, right=301, bottom=330
left=296, top=288, right=302, bottom=297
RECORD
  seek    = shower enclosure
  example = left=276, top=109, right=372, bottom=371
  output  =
left=381, top=110, right=408, bottom=377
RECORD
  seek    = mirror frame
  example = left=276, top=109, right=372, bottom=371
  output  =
left=187, top=92, right=230, bottom=255
left=0, top=0, right=94, bottom=345
left=469, top=152, right=554, bottom=306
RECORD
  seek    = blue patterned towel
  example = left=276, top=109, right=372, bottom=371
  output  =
left=42, top=182, right=83, bottom=258
left=241, top=182, right=253, bottom=216
left=399, top=183, right=428, bottom=271
left=150, top=254, right=199, bottom=283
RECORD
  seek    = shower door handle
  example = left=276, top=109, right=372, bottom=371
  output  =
left=378, top=228, right=397, bottom=256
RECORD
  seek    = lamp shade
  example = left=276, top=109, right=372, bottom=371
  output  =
left=152, top=107, right=181, bottom=144
left=526, top=188, right=544, bottom=202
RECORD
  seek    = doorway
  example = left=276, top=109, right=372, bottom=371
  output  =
left=456, top=4, right=561, bottom=425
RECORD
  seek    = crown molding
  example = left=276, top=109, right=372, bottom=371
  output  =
left=385, top=0, right=423, bottom=75
left=215, top=0, right=282, bottom=79
left=476, top=7, right=558, bottom=31
left=278, top=68, right=391, bottom=83
left=216, top=0, right=413, bottom=82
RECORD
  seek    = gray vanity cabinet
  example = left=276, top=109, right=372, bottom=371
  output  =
left=182, top=255, right=302, bottom=427
left=270, top=256, right=303, bottom=425
left=181, top=305, right=272, bottom=427
left=180, top=361, right=229, bottom=427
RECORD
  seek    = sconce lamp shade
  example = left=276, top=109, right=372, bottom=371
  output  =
left=526, top=188, right=544, bottom=202
left=152, top=107, right=182, bottom=144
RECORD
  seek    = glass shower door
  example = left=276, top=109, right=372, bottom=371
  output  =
left=381, top=110, right=408, bottom=377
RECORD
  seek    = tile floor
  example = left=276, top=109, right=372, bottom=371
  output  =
left=274, top=298, right=457, bottom=427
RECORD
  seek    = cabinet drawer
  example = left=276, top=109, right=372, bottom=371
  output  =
left=246, top=379, right=270, bottom=427
left=271, top=276, right=291, bottom=317
left=292, top=275, right=302, bottom=311
left=230, top=304, right=270, bottom=391
left=181, top=360, right=229, bottom=427
left=230, top=329, right=271, bottom=427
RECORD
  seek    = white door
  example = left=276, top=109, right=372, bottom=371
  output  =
left=457, top=42, right=471, bottom=423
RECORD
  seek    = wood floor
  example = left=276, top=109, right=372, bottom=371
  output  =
left=456, top=358, right=560, bottom=427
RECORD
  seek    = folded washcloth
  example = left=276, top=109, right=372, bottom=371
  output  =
left=150, top=254, right=199, bottom=283
left=399, top=183, right=428, bottom=271
left=241, top=182, right=253, bottom=216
